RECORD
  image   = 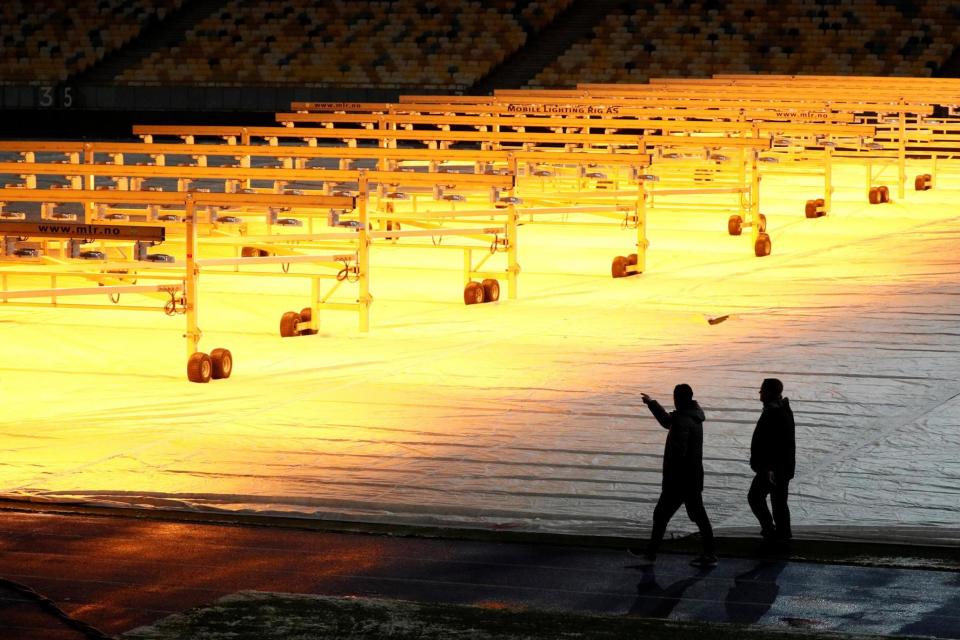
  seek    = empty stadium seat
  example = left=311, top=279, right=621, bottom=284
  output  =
left=0, top=0, right=183, bottom=85
left=530, top=0, right=960, bottom=87
left=114, top=0, right=572, bottom=90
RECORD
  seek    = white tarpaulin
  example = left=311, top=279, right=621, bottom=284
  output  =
left=1, top=163, right=958, bottom=544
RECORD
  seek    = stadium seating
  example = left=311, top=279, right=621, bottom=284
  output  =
left=0, top=0, right=182, bottom=84
left=116, top=0, right=571, bottom=89
left=532, top=0, right=959, bottom=87
left=2, top=1, right=955, bottom=91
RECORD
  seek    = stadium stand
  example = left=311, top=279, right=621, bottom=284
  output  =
left=0, top=0, right=183, bottom=85
left=114, top=0, right=572, bottom=90
left=532, top=0, right=960, bottom=87
left=0, top=0, right=957, bottom=118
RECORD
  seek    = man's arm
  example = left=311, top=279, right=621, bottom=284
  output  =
left=646, top=400, right=674, bottom=430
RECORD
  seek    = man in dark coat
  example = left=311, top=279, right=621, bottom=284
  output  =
left=748, top=378, right=796, bottom=541
left=629, top=384, right=717, bottom=568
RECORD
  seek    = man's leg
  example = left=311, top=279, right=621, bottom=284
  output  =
left=647, top=488, right=684, bottom=557
left=747, top=473, right=776, bottom=538
left=683, top=491, right=716, bottom=557
left=770, top=479, right=792, bottom=539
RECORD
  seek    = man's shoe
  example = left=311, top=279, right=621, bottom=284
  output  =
left=689, top=555, right=718, bottom=568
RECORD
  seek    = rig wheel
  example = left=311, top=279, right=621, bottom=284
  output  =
left=187, top=352, right=213, bottom=383
left=611, top=255, right=629, bottom=278
left=481, top=278, right=500, bottom=302
left=280, top=311, right=301, bottom=337
left=464, top=281, right=485, bottom=305
left=728, top=215, right=743, bottom=236
left=754, top=232, right=772, bottom=258
left=210, top=348, right=233, bottom=380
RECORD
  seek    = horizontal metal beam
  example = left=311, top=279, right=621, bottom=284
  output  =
left=275, top=112, right=871, bottom=135
left=0, top=221, right=165, bottom=242
left=200, top=232, right=359, bottom=244
left=0, top=282, right=182, bottom=300
left=0, top=187, right=356, bottom=209
left=0, top=162, right=514, bottom=190
left=651, top=187, right=748, bottom=196
left=131, top=125, right=771, bottom=150
left=195, top=253, right=356, bottom=267
left=303, top=100, right=865, bottom=123
left=366, top=226, right=504, bottom=239
left=132, top=124, right=648, bottom=145
left=0, top=141, right=649, bottom=165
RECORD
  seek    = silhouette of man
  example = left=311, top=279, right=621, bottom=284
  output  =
left=629, top=384, right=717, bottom=568
left=748, top=378, right=796, bottom=542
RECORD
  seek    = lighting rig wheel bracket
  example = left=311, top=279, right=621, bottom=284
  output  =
left=805, top=198, right=827, bottom=218
left=611, top=255, right=630, bottom=278
left=385, top=220, right=401, bottom=241
left=299, top=307, right=318, bottom=335
left=757, top=213, right=767, bottom=233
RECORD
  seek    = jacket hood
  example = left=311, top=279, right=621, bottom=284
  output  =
left=677, top=401, right=705, bottom=423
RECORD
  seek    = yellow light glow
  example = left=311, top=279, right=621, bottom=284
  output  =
left=1, top=161, right=958, bottom=536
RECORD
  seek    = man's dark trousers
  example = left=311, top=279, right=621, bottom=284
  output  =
left=748, top=474, right=791, bottom=539
left=648, top=484, right=715, bottom=556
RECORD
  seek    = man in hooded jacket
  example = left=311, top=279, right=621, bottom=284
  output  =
left=748, top=378, right=796, bottom=541
left=630, top=384, right=717, bottom=567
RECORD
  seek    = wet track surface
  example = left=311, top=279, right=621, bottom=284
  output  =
left=0, top=512, right=957, bottom=639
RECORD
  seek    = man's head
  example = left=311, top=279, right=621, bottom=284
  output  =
left=673, top=383, right=694, bottom=409
left=760, top=378, right=783, bottom=404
